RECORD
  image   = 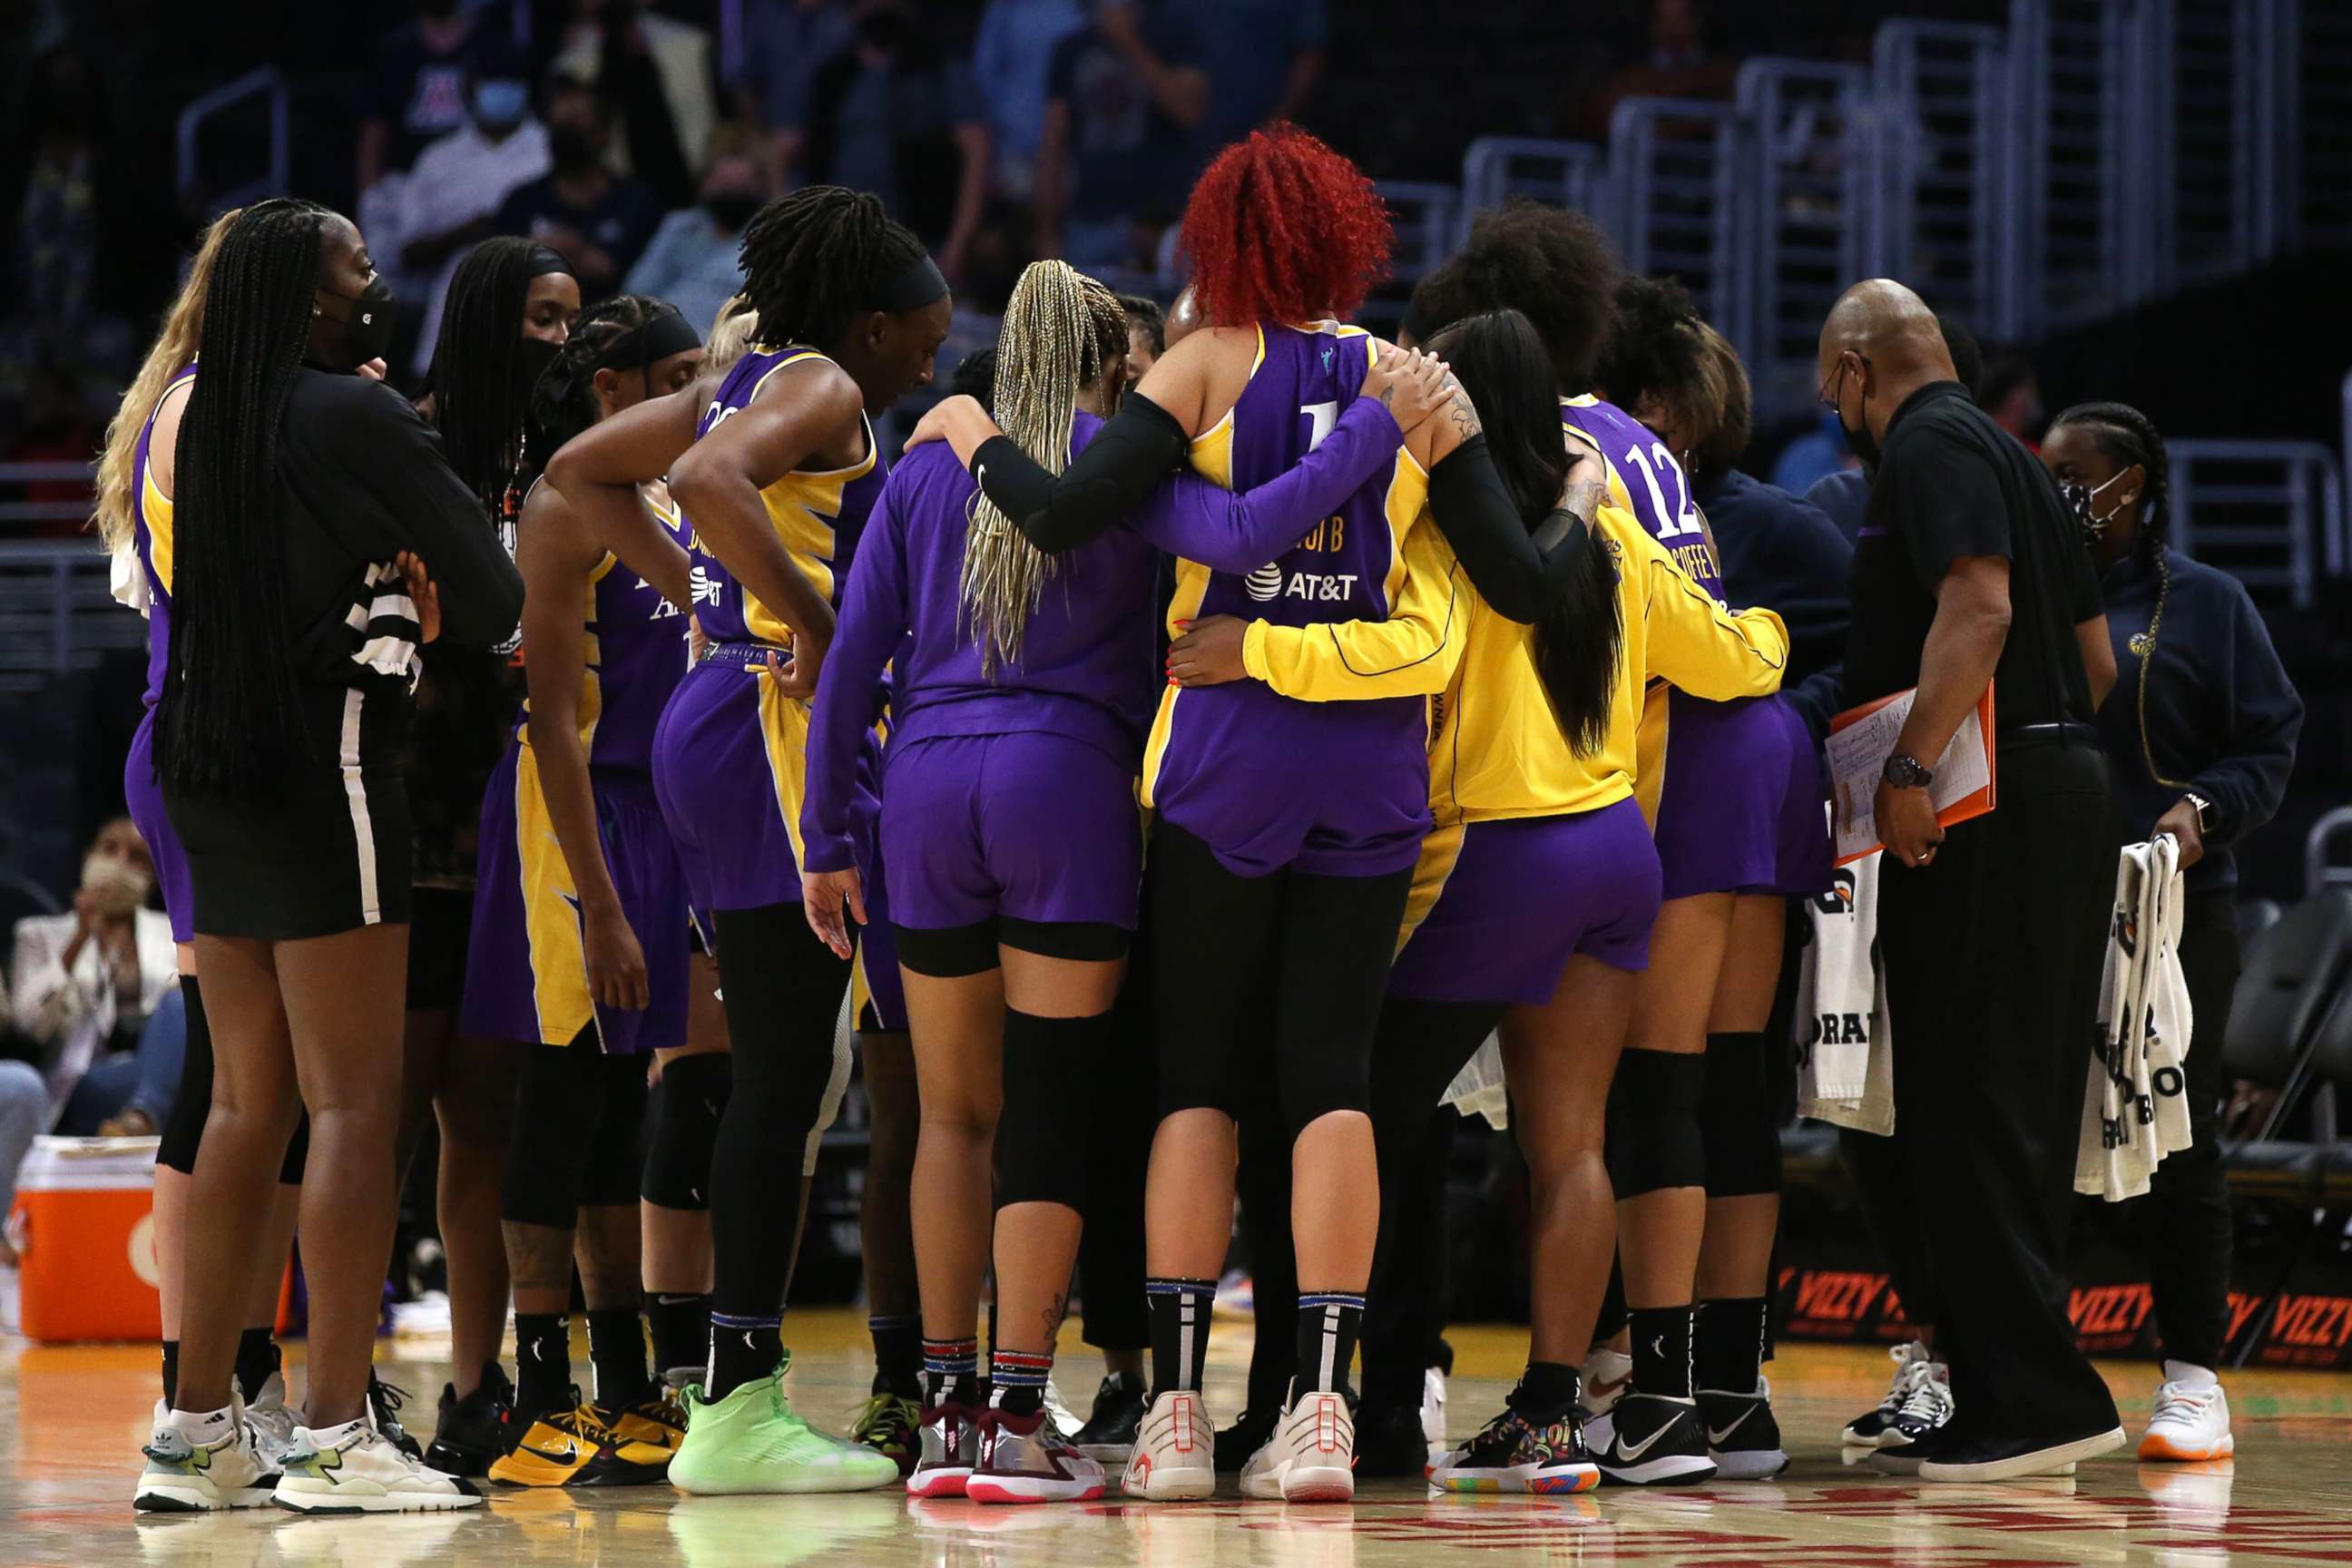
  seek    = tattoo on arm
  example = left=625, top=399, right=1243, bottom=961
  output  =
left=1445, top=382, right=1481, bottom=440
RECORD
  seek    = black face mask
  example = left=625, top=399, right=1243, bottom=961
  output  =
left=705, top=192, right=761, bottom=232
left=317, top=276, right=400, bottom=369
left=549, top=125, right=601, bottom=169
left=512, top=334, right=564, bottom=407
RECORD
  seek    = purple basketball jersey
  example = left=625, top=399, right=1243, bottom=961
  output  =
left=1562, top=396, right=1724, bottom=602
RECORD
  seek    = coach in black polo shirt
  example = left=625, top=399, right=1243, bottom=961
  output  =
left=1821, top=280, right=2124, bottom=1482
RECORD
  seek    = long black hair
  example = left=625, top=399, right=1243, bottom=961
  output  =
left=429, top=237, right=567, bottom=514
left=1416, top=201, right=1623, bottom=396
left=156, top=198, right=330, bottom=795
left=1429, top=309, right=1622, bottom=755
left=737, top=185, right=927, bottom=353
left=525, top=293, right=671, bottom=477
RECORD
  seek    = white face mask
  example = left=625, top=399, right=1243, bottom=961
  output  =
left=82, top=852, right=152, bottom=918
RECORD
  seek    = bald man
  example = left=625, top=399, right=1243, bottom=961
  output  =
left=1820, top=279, right=2123, bottom=1483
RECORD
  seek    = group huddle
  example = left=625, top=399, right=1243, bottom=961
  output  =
left=119, top=122, right=1872, bottom=1517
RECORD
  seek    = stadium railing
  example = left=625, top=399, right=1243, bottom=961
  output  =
left=1604, top=96, right=1749, bottom=370
left=2167, top=439, right=2346, bottom=610
left=176, top=65, right=289, bottom=211
left=1736, top=58, right=1875, bottom=422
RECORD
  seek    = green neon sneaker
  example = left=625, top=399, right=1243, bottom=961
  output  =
left=668, top=1356, right=902, bottom=1495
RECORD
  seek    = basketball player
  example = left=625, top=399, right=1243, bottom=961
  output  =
left=136, top=200, right=520, bottom=1514
left=543, top=186, right=950, bottom=1494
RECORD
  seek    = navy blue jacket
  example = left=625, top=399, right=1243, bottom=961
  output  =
left=1703, top=467, right=1855, bottom=740
left=1805, top=466, right=1869, bottom=545
left=2096, top=545, right=2302, bottom=893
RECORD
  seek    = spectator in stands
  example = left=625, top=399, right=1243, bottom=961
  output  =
left=8, top=818, right=177, bottom=1132
left=733, top=0, right=857, bottom=190
left=1804, top=313, right=1983, bottom=541
left=0, top=1048, right=36, bottom=1268
left=495, top=74, right=665, bottom=303
left=971, top=0, right=1088, bottom=198
left=2046, top=400, right=2301, bottom=1465
left=1977, top=345, right=2044, bottom=448
left=1096, top=0, right=1326, bottom=172
left=1034, top=6, right=1190, bottom=277
left=4, top=362, right=100, bottom=539
left=1582, top=0, right=1739, bottom=140
left=543, top=0, right=715, bottom=208
left=393, top=53, right=554, bottom=375
left=358, top=0, right=489, bottom=196
left=801, top=1, right=991, bottom=280
left=13, top=46, right=101, bottom=356
left=625, top=129, right=766, bottom=340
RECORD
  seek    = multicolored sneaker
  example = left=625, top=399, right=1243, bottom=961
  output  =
left=1429, top=1405, right=1600, bottom=1494
left=488, top=1397, right=671, bottom=1487
left=966, top=1406, right=1107, bottom=1504
left=273, top=1410, right=483, bottom=1514
left=908, top=1402, right=979, bottom=1498
left=850, top=1391, right=922, bottom=1477
left=133, top=1396, right=283, bottom=1513
left=666, top=1359, right=901, bottom=1495
left=611, top=1387, right=690, bottom=1454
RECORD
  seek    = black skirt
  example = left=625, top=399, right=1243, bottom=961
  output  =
left=164, top=685, right=416, bottom=941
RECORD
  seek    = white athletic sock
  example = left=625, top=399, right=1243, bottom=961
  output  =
left=2161, top=1360, right=2219, bottom=1391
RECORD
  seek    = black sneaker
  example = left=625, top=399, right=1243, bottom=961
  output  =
left=1592, top=1393, right=1717, bottom=1485
left=1353, top=1400, right=1432, bottom=1478
left=1073, top=1371, right=1147, bottom=1462
left=368, top=1373, right=425, bottom=1461
left=1916, top=1425, right=2123, bottom=1483
left=1869, top=1420, right=1964, bottom=1475
left=1843, top=1340, right=1949, bottom=1448
left=1698, top=1381, right=1788, bottom=1479
left=1215, top=1406, right=1280, bottom=1473
left=426, top=1365, right=516, bottom=1478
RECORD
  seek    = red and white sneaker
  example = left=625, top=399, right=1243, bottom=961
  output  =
left=965, top=1406, right=1106, bottom=1504
left=1240, top=1392, right=1355, bottom=1504
left=1120, top=1391, right=1216, bottom=1501
left=907, top=1403, right=979, bottom=1498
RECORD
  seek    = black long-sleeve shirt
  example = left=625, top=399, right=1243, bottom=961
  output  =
left=1700, top=466, right=1853, bottom=740
left=2095, top=545, right=2302, bottom=892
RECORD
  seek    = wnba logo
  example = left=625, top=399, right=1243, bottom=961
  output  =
left=1244, top=564, right=1283, bottom=602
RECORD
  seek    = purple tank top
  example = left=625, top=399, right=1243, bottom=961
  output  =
left=689, top=348, right=887, bottom=646
left=1562, top=397, right=1724, bottom=603
left=131, top=366, right=199, bottom=707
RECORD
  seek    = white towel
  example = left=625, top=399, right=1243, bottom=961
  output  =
left=1440, top=1035, right=1511, bottom=1131
left=2077, top=837, right=2195, bottom=1200
left=1796, top=851, right=1895, bottom=1134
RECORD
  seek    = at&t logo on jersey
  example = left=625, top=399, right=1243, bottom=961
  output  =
left=1244, top=514, right=1357, bottom=603
left=690, top=565, right=725, bottom=609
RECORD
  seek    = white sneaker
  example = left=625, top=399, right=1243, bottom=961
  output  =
left=133, top=1396, right=282, bottom=1512
left=1421, top=1365, right=1448, bottom=1446
left=272, top=1410, right=484, bottom=1513
left=1579, top=1346, right=1633, bottom=1420
left=243, top=1369, right=304, bottom=1464
left=1120, top=1391, right=1217, bottom=1501
left=1842, top=1340, right=1951, bottom=1448
left=2139, top=1367, right=2233, bottom=1462
left=1240, top=1392, right=1355, bottom=1504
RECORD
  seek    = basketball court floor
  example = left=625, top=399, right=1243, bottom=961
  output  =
left=7, top=1310, right=2350, bottom=1566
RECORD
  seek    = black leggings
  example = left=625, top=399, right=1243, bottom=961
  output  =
left=158, top=975, right=309, bottom=1183
left=501, top=1041, right=651, bottom=1227
left=1147, top=822, right=1413, bottom=1134
left=1080, top=943, right=1155, bottom=1353
left=707, top=902, right=853, bottom=1322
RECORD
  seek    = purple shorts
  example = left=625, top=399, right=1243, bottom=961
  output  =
left=881, top=732, right=1142, bottom=934
left=851, top=799, right=906, bottom=1032
left=1652, top=692, right=1832, bottom=901
left=124, top=710, right=193, bottom=945
left=653, top=651, right=813, bottom=920
left=1387, top=799, right=1661, bottom=1005
left=460, top=744, right=690, bottom=1055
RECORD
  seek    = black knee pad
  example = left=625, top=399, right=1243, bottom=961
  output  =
left=1605, top=1048, right=1707, bottom=1199
left=1700, top=1032, right=1783, bottom=1198
left=502, top=1044, right=605, bottom=1227
left=994, top=1010, right=1102, bottom=1210
left=157, top=975, right=211, bottom=1176
left=643, top=1053, right=732, bottom=1210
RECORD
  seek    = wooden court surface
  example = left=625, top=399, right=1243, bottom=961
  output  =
left=8, top=1310, right=2352, bottom=1566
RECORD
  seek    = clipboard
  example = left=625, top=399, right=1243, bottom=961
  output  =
left=1825, top=683, right=1996, bottom=866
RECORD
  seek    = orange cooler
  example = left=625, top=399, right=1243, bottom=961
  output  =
left=8, top=1135, right=163, bottom=1342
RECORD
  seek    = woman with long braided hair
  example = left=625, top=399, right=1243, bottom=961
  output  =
left=134, top=199, right=520, bottom=1515
left=799, top=260, right=1449, bottom=1503
left=2042, top=402, right=2301, bottom=1465
left=543, top=184, right=951, bottom=1494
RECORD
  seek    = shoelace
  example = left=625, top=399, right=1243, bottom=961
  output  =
left=1895, top=1370, right=1952, bottom=1426
left=854, top=1394, right=915, bottom=1439
left=2152, top=1383, right=2219, bottom=1423
left=1463, top=1406, right=1532, bottom=1462
left=1879, top=1352, right=1933, bottom=1416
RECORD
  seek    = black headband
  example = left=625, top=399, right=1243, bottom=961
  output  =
left=862, top=254, right=948, bottom=314
left=591, top=306, right=702, bottom=373
left=526, top=244, right=573, bottom=279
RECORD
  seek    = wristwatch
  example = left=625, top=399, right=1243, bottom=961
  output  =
left=2183, top=791, right=2214, bottom=831
left=1882, top=753, right=1935, bottom=790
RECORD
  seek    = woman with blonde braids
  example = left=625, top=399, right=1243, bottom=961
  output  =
left=97, top=208, right=309, bottom=1440
left=800, top=260, right=1452, bottom=1503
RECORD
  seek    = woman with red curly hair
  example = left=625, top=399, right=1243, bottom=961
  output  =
left=909, top=124, right=1607, bottom=1504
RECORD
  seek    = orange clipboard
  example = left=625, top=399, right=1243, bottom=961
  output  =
left=1826, top=682, right=1997, bottom=867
